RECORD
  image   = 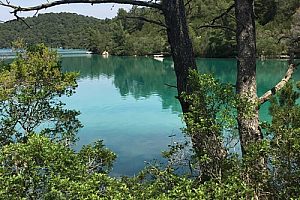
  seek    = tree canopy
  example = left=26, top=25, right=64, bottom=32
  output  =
left=0, top=43, right=81, bottom=146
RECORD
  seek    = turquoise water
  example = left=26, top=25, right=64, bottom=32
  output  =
left=0, top=48, right=89, bottom=59
left=62, top=56, right=182, bottom=176
left=60, top=55, right=299, bottom=176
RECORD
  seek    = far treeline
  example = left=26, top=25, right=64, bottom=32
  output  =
left=0, top=0, right=299, bottom=57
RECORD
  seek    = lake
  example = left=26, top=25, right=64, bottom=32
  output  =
left=61, top=56, right=183, bottom=176
left=60, top=55, right=299, bottom=176
left=1, top=51, right=299, bottom=176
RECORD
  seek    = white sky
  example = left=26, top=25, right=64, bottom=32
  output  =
left=0, top=0, right=131, bottom=22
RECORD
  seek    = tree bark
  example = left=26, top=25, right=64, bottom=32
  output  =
left=162, top=0, right=197, bottom=113
left=235, top=0, right=262, bottom=154
left=259, top=63, right=297, bottom=105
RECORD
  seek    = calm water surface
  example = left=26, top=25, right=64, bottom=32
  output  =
left=59, top=55, right=299, bottom=176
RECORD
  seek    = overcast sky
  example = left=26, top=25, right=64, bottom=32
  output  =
left=0, top=0, right=131, bottom=22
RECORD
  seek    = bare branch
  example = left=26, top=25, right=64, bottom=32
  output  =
left=126, top=16, right=166, bottom=28
left=34, top=10, right=39, bottom=17
left=13, top=11, right=31, bottom=28
left=196, top=4, right=236, bottom=33
left=211, top=3, right=235, bottom=25
left=259, top=63, right=298, bottom=105
left=197, top=25, right=235, bottom=33
left=184, top=0, right=192, bottom=7
left=278, top=35, right=300, bottom=45
left=165, top=83, right=177, bottom=89
left=278, top=35, right=292, bottom=43
left=184, top=0, right=193, bottom=17
left=0, top=0, right=162, bottom=13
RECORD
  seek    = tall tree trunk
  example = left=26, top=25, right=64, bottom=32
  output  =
left=162, top=0, right=197, bottom=113
left=162, top=1, right=211, bottom=171
left=235, top=0, right=262, bottom=154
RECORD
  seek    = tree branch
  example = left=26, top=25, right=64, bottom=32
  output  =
left=278, top=35, right=300, bottom=45
left=278, top=35, right=292, bottom=43
left=0, top=0, right=162, bottom=13
left=184, top=0, right=192, bottom=7
left=259, top=63, right=298, bottom=105
left=11, top=10, right=31, bottom=28
left=196, top=3, right=235, bottom=33
left=211, top=3, right=235, bottom=25
left=185, top=0, right=193, bottom=17
left=126, top=16, right=166, bottom=28
left=165, top=83, right=177, bottom=89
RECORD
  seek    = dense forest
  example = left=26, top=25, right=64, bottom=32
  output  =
left=0, top=0, right=299, bottom=57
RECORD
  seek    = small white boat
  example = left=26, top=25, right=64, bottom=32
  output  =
left=102, top=51, right=109, bottom=57
left=153, top=54, right=164, bottom=62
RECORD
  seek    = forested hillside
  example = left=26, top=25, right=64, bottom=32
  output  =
left=0, top=11, right=168, bottom=56
left=0, top=0, right=299, bottom=57
left=0, top=13, right=110, bottom=50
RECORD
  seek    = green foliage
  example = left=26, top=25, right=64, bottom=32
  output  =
left=79, top=140, right=117, bottom=174
left=187, top=0, right=236, bottom=57
left=85, top=28, right=110, bottom=54
left=182, top=70, right=237, bottom=181
left=256, top=2, right=300, bottom=57
left=0, top=13, right=110, bottom=49
left=0, top=43, right=81, bottom=146
left=1, top=68, right=300, bottom=199
left=263, top=82, right=300, bottom=199
left=255, top=0, right=277, bottom=25
left=256, top=26, right=285, bottom=57
left=0, top=134, right=252, bottom=200
left=0, top=11, right=168, bottom=56
left=110, top=21, right=129, bottom=56
left=0, top=135, right=116, bottom=199
left=290, top=9, right=300, bottom=57
left=176, top=72, right=300, bottom=199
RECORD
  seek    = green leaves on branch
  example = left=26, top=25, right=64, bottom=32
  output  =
left=176, top=71, right=300, bottom=199
left=262, top=82, right=300, bottom=199
left=0, top=135, right=116, bottom=199
left=0, top=44, right=81, bottom=146
left=181, top=70, right=237, bottom=181
left=0, top=43, right=118, bottom=199
left=79, top=140, right=117, bottom=174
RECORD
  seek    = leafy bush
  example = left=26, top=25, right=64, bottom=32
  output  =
left=0, top=43, right=81, bottom=146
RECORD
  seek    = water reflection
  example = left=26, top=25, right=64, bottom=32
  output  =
left=61, top=56, right=183, bottom=176
left=61, top=55, right=299, bottom=176
left=63, top=56, right=298, bottom=110
left=62, top=56, right=181, bottom=113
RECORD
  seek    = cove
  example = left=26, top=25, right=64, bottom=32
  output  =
left=59, top=55, right=298, bottom=176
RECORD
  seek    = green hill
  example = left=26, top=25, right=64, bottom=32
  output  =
left=0, top=12, right=110, bottom=50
